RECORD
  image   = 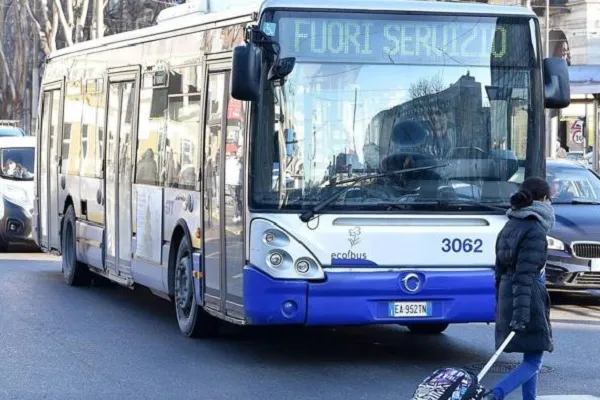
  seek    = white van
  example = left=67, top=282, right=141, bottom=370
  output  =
left=0, top=136, right=35, bottom=251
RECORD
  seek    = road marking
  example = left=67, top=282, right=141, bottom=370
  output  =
left=539, top=396, right=600, bottom=399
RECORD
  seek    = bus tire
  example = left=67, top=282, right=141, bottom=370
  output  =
left=61, top=206, right=91, bottom=286
left=173, top=236, right=218, bottom=338
left=405, top=323, right=449, bottom=335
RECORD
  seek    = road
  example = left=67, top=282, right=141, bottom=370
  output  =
left=1, top=252, right=599, bottom=400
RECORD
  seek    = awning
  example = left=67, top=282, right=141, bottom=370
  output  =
left=568, top=65, right=600, bottom=95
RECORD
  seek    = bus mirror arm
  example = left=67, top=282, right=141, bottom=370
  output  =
left=232, top=25, right=294, bottom=101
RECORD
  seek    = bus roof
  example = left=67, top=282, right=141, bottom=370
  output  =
left=48, top=3, right=258, bottom=59
left=48, top=0, right=535, bottom=60
left=259, top=0, right=536, bottom=17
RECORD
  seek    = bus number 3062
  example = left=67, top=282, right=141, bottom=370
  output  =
left=441, top=238, right=483, bottom=253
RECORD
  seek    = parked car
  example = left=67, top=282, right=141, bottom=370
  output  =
left=511, top=158, right=600, bottom=292
left=0, top=136, right=35, bottom=251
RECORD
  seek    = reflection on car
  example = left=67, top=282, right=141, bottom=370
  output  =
left=511, top=158, right=600, bottom=292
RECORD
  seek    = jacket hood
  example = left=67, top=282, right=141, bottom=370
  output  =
left=506, top=200, right=555, bottom=233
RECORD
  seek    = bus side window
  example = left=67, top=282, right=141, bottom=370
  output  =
left=164, top=66, right=202, bottom=190
left=62, top=80, right=84, bottom=175
left=135, top=86, right=166, bottom=186
left=81, top=79, right=104, bottom=179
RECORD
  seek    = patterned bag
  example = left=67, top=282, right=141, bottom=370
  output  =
left=411, top=332, right=516, bottom=400
left=411, top=367, right=486, bottom=400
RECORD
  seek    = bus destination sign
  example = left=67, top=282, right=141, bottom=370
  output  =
left=276, top=16, right=522, bottom=66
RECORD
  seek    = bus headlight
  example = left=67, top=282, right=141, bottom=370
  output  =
left=251, top=219, right=324, bottom=280
left=294, top=259, right=311, bottom=274
left=269, top=251, right=284, bottom=267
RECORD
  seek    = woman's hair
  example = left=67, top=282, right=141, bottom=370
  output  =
left=510, top=176, right=551, bottom=210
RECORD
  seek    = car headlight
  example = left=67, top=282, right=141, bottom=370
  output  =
left=250, top=219, right=324, bottom=280
left=547, top=236, right=565, bottom=251
left=3, top=185, right=29, bottom=205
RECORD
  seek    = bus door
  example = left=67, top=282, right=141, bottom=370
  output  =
left=104, top=69, right=139, bottom=277
left=202, top=59, right=246, bottom=318
left=37, top=81, right=64, bottom=251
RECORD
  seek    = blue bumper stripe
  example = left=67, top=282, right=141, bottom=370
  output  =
left=243, top=266, right=495, bottom=326
left=243, top=266, right=308, bottom=325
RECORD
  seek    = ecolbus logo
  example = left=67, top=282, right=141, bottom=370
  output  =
left=331, top=227, right=368, bottom=260
left=331, top=250, right=368, bottom=260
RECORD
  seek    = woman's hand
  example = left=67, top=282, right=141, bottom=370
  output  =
left=509, top=319, right=527, bottom=332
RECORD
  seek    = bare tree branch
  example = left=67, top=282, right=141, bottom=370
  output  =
left=0, top=44, right=17, bottom=100
left=75, top=0, right=89, bottom=42
left=50, top=2, right=58, bottom=51
left=22, top=0, right=53, bottom=55
left=66, top=0, right=74, bottom=28
left=53, top=0, right=73, bottom=46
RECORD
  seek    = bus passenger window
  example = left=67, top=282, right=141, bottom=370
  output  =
left=135, top=86, right=166, bottom=186
left=80, top=79, right=104, bottom=179
left=165, top=94, right=201, bottom=190
left=62, top=80, right=84, bottom=175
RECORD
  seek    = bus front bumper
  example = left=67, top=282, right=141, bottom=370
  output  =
left=242, top=266, right=495, bottom=326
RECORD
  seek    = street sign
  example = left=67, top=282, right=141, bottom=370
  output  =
left=570, top=119, right=584, bottom=145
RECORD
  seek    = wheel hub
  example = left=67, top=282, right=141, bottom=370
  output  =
left=175, top=256, right=193, bottom=314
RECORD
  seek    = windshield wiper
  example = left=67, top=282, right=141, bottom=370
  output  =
left=299, top=163, right=448, bottom=222
left=556, top=199, right=600, bottom=205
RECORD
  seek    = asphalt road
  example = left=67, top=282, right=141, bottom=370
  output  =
left=1, top=252, right=599, bottom=400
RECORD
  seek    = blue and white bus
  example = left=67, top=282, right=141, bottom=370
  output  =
left=33, top=0, right=570, bottom=337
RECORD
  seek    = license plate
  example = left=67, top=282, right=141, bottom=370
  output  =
left=591, top=259, right=600, bottom=272
left=388, top=301, right=432, bottom=317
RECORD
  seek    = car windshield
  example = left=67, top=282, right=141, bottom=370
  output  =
left=546, top=166, right=600, bottom=204
left=0, top=127, right=25, bottom=137
left=250, top=11, right=542, bottom=212
left=0, top=147, right=34, bottom=180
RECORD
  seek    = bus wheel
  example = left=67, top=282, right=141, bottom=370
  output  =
left=173, top=236, right=218, bottom=338
left=61, top=206, right=91, bottom=286
left=405, top=323, right=449, bottom=335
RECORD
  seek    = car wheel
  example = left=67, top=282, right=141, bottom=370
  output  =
left=405, top=323, right=450, bottom=335
left=61, top=206, right=91, bottom=286
left=173, top=236, right=219, bottom=338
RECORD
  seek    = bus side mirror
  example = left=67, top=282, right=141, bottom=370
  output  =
left=231, top=43, right=261, bottom=101
left=543, top=57, right=570, bottom=109
left=268, top=57, right=296, bottom=84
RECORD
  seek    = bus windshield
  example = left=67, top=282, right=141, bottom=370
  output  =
left=1, top=147, right=34, bottom=180
left=250, top=11, right=542, bottom=212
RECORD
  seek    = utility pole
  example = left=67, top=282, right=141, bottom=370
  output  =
left=31, top=31, right=40, bottom=135
left=545, top=0, right=553, bottom=158
left=545, top=0, right=550, bottom=57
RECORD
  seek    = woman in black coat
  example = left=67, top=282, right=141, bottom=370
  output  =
left=484, top=177, right=554, bottom=400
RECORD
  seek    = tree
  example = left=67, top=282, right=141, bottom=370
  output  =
left=0, top=0, right=169, bottom=130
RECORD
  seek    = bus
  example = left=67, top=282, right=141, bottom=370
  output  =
left=33, top=0, right=570, bottom=338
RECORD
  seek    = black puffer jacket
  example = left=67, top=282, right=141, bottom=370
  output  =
left=494, top=215, right=554, bottom=354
